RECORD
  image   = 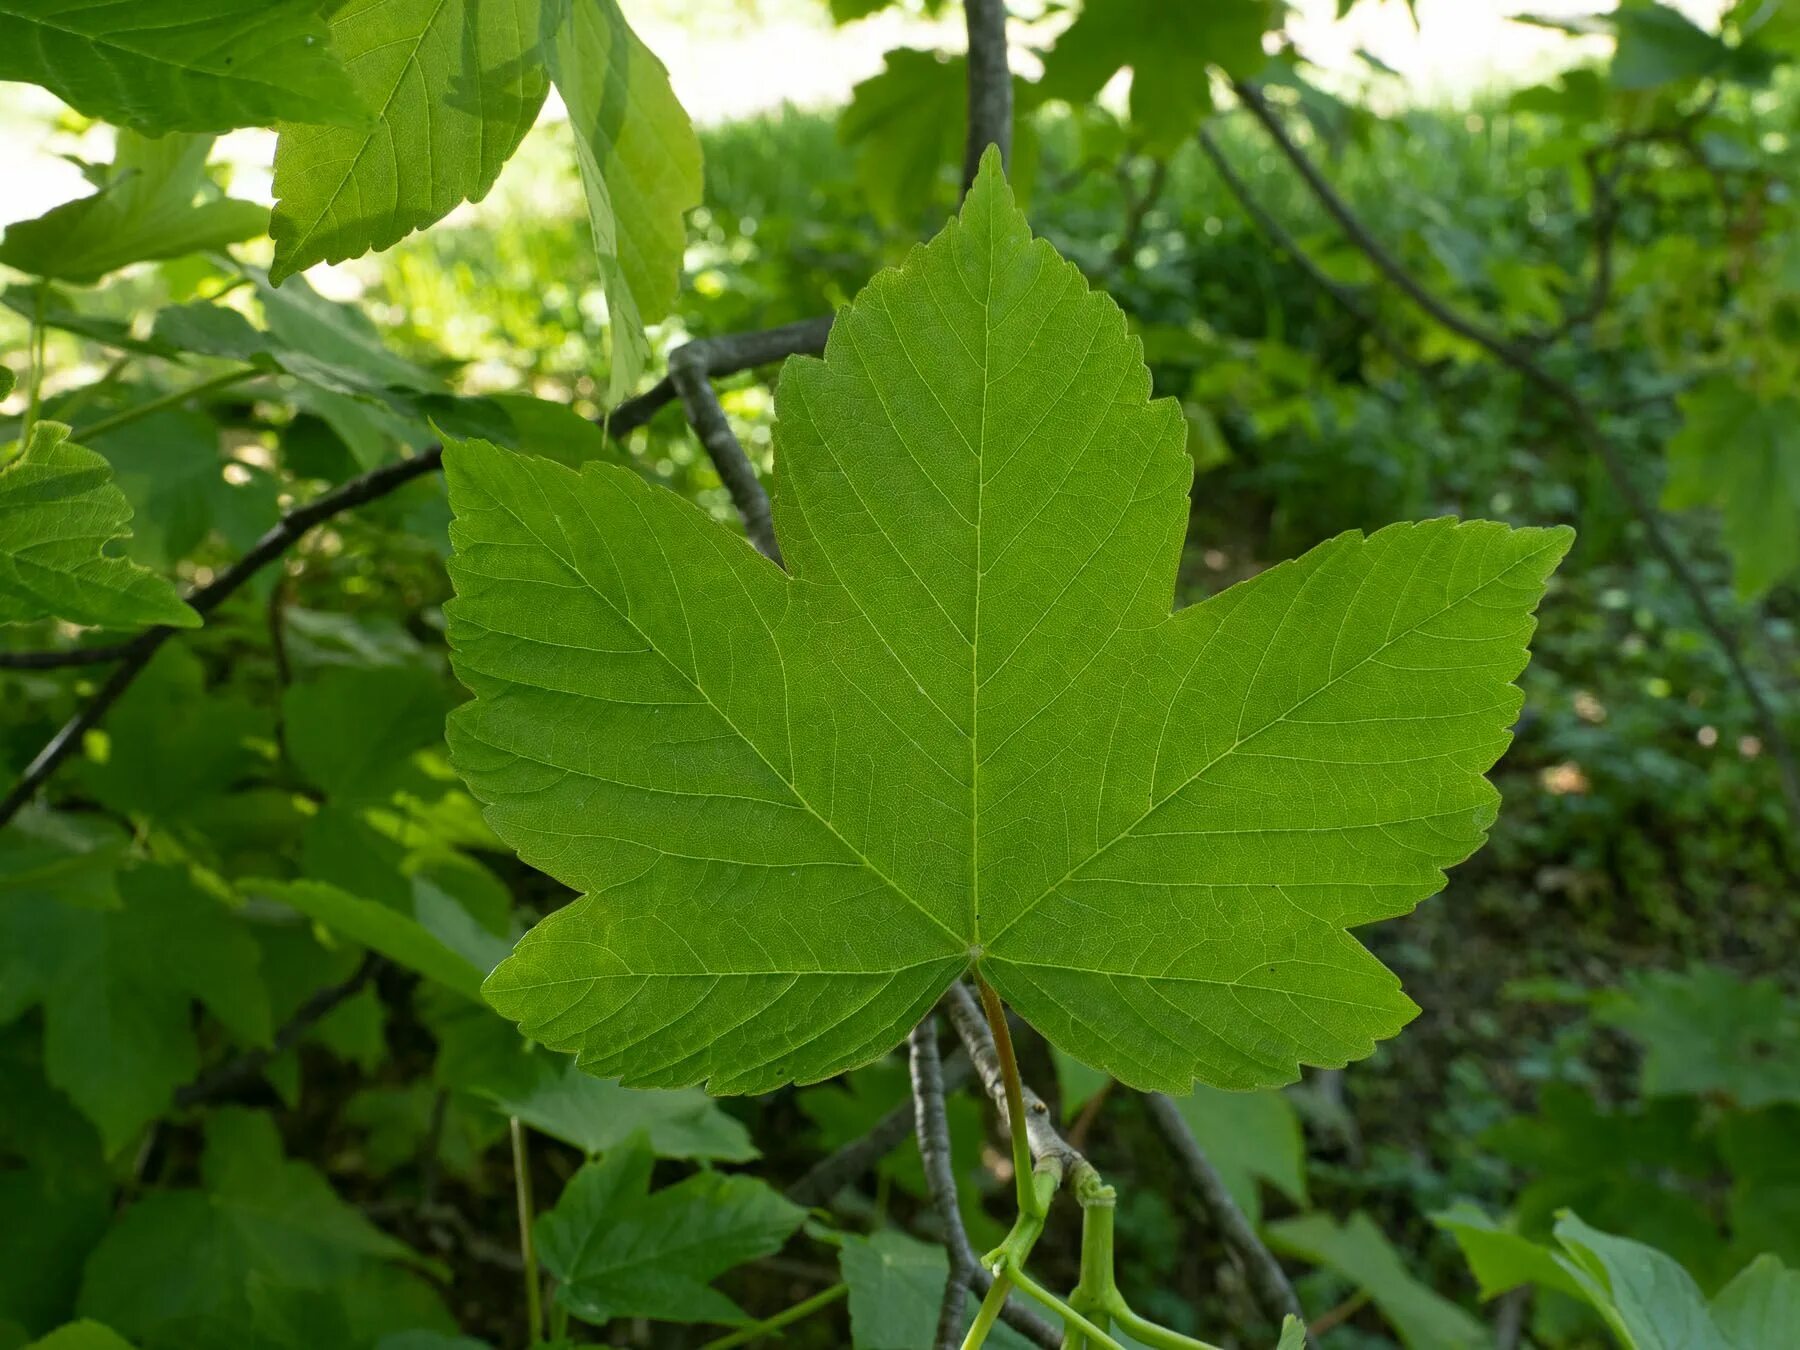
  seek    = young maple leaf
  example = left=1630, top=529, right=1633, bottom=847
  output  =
left=444, top=150, right=1571, bottom=1096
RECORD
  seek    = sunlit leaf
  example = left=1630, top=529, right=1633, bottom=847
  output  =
left=546, top=0, right=703, bottom=402
left=451, top=152, right=1567, bottom=1096
left=270, top=0, right=550, bottom=283
left=0, top=133, right=265, bottom=286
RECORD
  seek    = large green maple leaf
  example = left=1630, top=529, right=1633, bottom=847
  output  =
left=446, top=151, right=1570, bottom=1096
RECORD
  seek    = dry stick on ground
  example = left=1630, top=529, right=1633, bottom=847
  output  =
left=0, top=317, right=832, bottom=826
left=1143, top=1093, right=1313, bottom=1345
left=1230, top=77, right=1800, bottom=836
left=912, top=1009, right=1061, bottom=1350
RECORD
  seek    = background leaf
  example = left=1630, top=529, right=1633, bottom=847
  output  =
left=0, top=423, right=198, bottom=630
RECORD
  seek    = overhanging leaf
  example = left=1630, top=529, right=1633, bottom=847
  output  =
left=451, top=151, right=1568, bottom=1097
left=0, top=423, right=199, bottom=631
left=545, top=0, right=703, bottom=402
left=269, top=0, right=550, bottom=283
left=0, top=0, right=365, bottom=135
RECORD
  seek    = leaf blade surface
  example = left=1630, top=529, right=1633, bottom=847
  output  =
left=453, top=152, right=1569, bottom=1095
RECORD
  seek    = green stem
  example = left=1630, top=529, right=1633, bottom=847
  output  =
left=1103, top=1299, right=1226, bottom=1350
left=1009, top=1266, right=1125, bottom=1350
left=71, top=365, right=261, bottom=442
left=1066, top=1171, right=1118, bottom=1348
left=975, top=970, right=1038, bottom=1219
left=961, top=1274, right=1012, bottom=1350
left=21, top=283, right=47, bottom=445
left=510, top=1116, right=544, bottom=1344
left=699, top=1282, right=848, bottom=1349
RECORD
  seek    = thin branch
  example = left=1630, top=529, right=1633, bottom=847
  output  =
left=609, top=315, right=833, bottom=442
left=1144, top=1092, right=1312, bottom=1347
left=1195, top=124, right=1432, bottom=383
left=1231, top=78, right=1800, bottom=836
left=943, top=982, right=1085, bottom=1179
left=175, top=953, right=379, bottom=1107
left=0, top=318, right=835, bottom=822
left=911, top=1018, right=980, bottom=1347
left=962, top=0, right=1013, bottom=186
left=670, top=347, right=781, bottom=562
left=910, top=1013, right=1060, bottom=1350
left=1112, top=156, right=1168, bottom=268
left=785, top=1048, right=970, bottom=1207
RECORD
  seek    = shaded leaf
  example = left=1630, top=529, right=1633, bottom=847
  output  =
left=1040, top=0, right=1273, bottom=153
left=1267, top=1212, right=1490, bottom=1350
left=251, top=878, right=489, bottom=1004
left=486, top=1057, right=757, bottom=1160
left=1598, top=967, right=1800, bottom=1109
left=78, top=1109, right=436, bottom=1348
left=535, top=1136, right=803, bottom=1326
left=1433, top=1202, right=1585, bottom=1302
left=283, top=665, right=451, bottom=805
left=1168, top=1086, right=1306, bottom=1225
left=840, top=1230, right=1034, bottom=1349
left=0, top=865, right=270, bottom=1154
left=1711, top=1254, right=1800, bottom=1350
left=1663, top=379, right=1800, bottom=598
left=24, top=1324, right=136, bottom=1350
left=1611, top=3, right=1731, bottom=89
left=1552, top=1211, right=1728, bottom=1350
